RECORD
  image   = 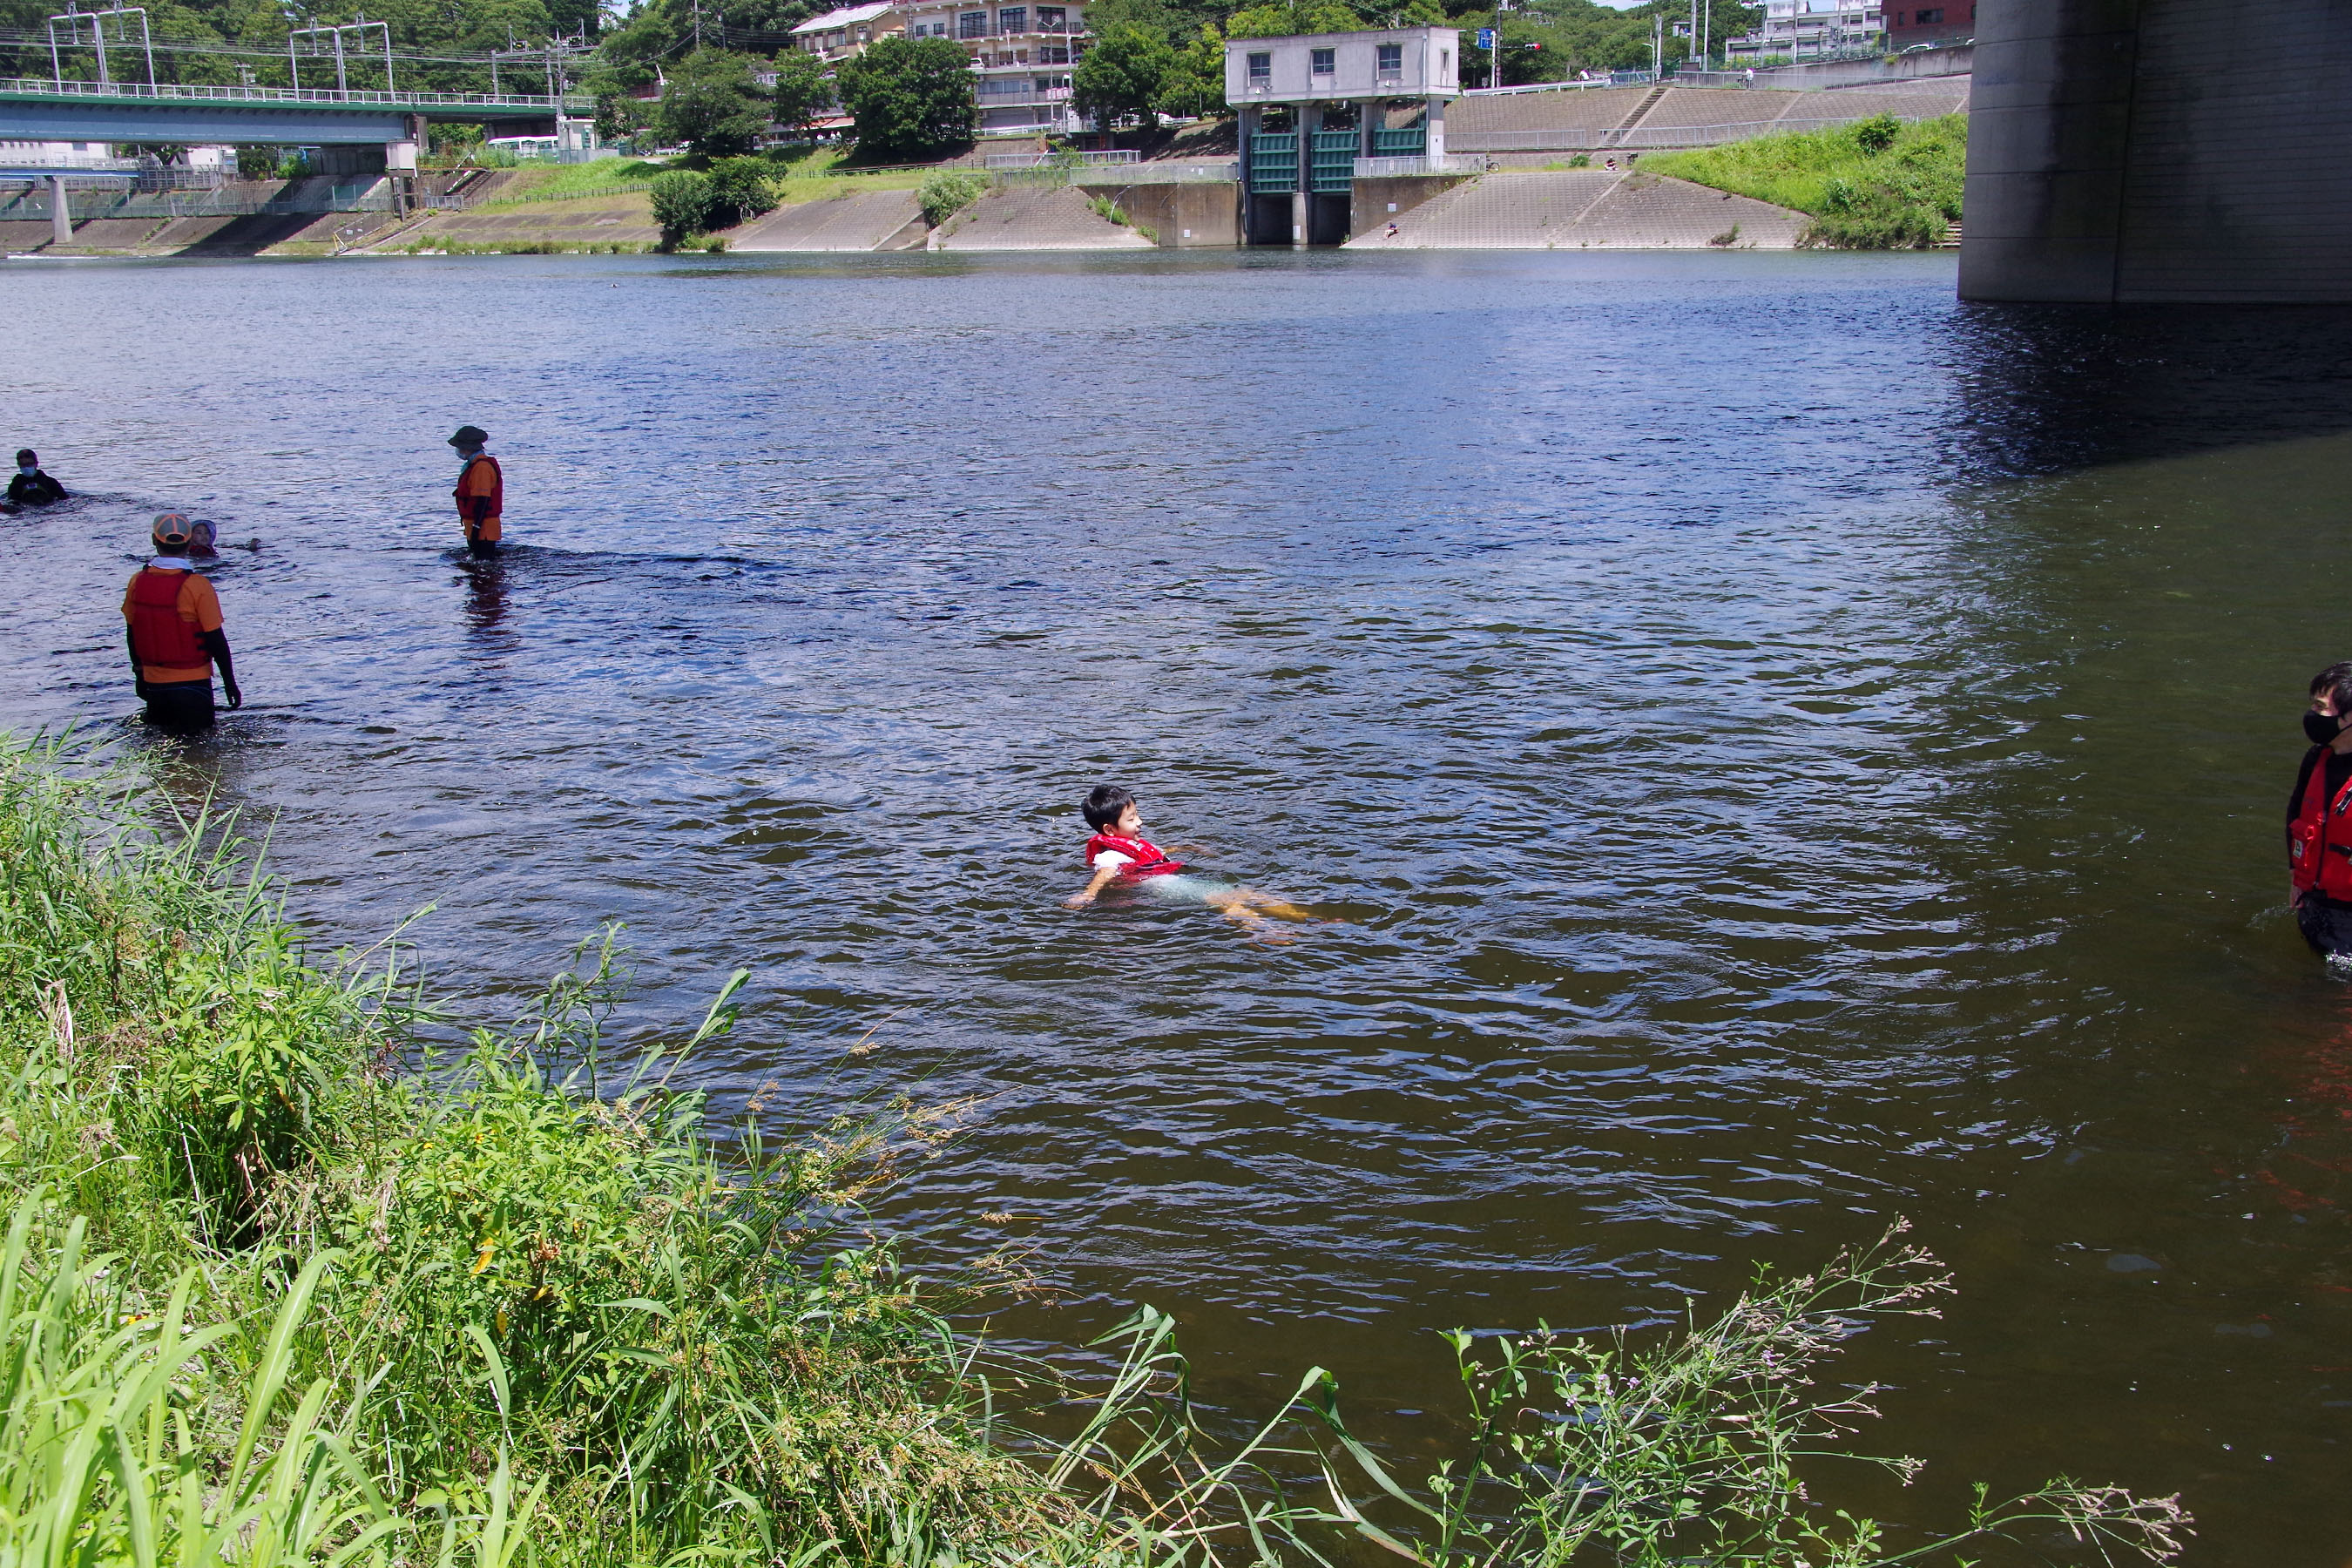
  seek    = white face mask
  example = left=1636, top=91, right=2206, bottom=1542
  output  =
left=16, top=465, right=32, bottom=476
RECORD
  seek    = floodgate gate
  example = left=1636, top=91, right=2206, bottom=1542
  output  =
left=1225, top=26, right=1466, bottom=246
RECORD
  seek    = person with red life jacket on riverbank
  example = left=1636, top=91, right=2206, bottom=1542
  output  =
left=450, top=425, right=502, bottom=556
left=2288, top=660, right=2352, bottom=956
left=122, top=513, right=240, bottom=735
left=1067, top=783, right=1318, bottom=939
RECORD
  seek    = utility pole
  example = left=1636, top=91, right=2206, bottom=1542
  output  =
left=1650, top=10, right=1660, bottom=78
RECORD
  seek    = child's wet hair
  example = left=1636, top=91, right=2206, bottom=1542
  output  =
left=1084, top=784, right=1135, bottom=830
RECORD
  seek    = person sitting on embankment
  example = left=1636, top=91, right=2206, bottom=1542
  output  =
left=1065, top=783, right=1318, bottom=940
left=8, top=448, right=66, bottom=508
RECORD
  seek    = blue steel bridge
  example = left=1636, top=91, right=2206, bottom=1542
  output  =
left=0, top=76, right=588, bottom=150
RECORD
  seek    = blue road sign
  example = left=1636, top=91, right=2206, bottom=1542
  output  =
left=1477, top=27, right=1496, bottom=47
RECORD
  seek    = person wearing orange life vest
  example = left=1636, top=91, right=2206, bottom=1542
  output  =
left=449, top=424, right=502, bottom=556
left=122, top=513, right=240, bottom=734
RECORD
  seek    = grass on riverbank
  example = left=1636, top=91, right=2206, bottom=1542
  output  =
left=0, top=733, right=2191, bottom=1568
left=1645, top=112, right=1964, bottom=249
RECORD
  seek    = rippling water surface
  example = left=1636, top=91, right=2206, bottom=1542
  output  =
left=12, top=249, right=2352, bottom=1563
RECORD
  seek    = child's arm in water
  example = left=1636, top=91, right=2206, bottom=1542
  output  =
left=1065, top=863, right=1122, bottom=909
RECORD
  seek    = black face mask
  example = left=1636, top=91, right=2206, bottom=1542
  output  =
left=2307, top=711, right=2344, bottom=746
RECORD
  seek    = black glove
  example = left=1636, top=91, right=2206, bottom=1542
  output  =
left=222, top=682, right=243, bottom=711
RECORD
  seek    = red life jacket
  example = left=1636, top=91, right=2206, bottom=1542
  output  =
left=1085, top=832, right=1184, bottom=879
left=126, top=567, right=206, bottom=670
left=454, top=453, right=503, bottom=517
left=2290, top=750, right=2352, bottom=900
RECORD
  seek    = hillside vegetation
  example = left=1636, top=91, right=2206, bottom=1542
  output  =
left=1646, top=112, right=1964, bottom=249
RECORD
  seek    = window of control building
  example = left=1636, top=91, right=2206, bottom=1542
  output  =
left=959, top=10, right=987, bottom=36
left=1040, top=42, right=1069, bottom=61
left=1247, top=50, right=1271, bottom=79
left=1310, top=46, right=1334, bottom=73
left=1376, top=42, right=1402, bottom=73
left=1037, top=5, right=1064, bottom=28
left=1915, top=5, right=1942, bottom=18
left=999, top=7, right=1025, bottom=31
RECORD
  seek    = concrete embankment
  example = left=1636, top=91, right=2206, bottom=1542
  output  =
left=933, top=186, right=1152, bottom=250
left=1348, top=170, right=1808, bottom=250
left=730, top=189, right=924, bottom=252
left=374, top=193, right=660, bottom=253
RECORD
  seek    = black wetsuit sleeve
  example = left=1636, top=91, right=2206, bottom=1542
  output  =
left=2293, top=745, right=2326, bottom=824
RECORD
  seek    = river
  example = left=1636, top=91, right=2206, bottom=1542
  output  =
left=10, top=248, right=2352, bottom=1562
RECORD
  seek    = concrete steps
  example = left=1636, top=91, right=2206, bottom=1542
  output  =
left=1345, top=170, right=1808, bottom=250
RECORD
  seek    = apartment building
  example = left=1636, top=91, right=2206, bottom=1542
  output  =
left=1883, top=1, right=1972, bottom=49
left=792, top=0, right=1087, bottom=136
left=1726, top=0, right=1881, bottom=60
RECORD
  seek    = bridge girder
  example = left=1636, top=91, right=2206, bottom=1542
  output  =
left=0, top=89, right=574, bottom=145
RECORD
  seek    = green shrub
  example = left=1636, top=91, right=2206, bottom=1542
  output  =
left=1646, top=113, right=1964, bottom=250
left=1568, top=151, right=1592, bottom=168
left=917, top=167, right=988, bottom=226
left=705, top=154, right=777, bottom=226
left=648, top=167, right=715, bottom=244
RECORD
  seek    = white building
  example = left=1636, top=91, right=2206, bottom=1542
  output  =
left=1727, top=0, right=1882, bottom=61
left=792, top=0, right=1087, bottom=137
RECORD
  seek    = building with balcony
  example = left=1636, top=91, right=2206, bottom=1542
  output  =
left=790, top=2, right=903, bottom=64
left=1726, top=0, right=1882, bottom=61
left=894, top=0, right=1087, bottom=135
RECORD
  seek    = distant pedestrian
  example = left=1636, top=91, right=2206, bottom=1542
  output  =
left=123, top=512, right=240, bottom=734
left=449, top=425, right=503, bottom=556
left=8, top=448, right=66, bottom=507
left=1385, top=220, right=1400, bottom=239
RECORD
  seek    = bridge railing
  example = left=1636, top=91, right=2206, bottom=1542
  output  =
left=0, top=76, right=590, bottom=112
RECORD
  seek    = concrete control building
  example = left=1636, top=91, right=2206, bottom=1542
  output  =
left=1225, top=26, right=1460, bottom=245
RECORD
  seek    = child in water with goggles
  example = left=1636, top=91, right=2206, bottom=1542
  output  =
left=1066, top=784, right=1318, bottom=939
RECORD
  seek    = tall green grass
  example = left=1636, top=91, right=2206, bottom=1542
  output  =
left=1646, top=113, right=1965, bottom=249
left=0, top=735, right=2191, bottom=1568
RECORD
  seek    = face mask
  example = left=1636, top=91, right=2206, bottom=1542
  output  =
left=2306, top=711, right=2342, bottom=746
left=16, top=465, right=32, bottom=476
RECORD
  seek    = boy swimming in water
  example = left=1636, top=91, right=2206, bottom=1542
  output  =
left=1066, top=784, right=1317, bottom=938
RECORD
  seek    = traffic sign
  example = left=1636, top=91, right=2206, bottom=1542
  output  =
left=1477, top=27, right=1495, bottom=47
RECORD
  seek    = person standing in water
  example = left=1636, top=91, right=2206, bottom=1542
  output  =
left=8, top=449, right=66, bottom=507
left=123, top=512, right=240, bottom=734
left=449, top=425, right=503, bottom=556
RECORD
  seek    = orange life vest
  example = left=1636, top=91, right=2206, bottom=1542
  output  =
left=125, top=568, right=207, bottom=670
left=454, top=452, right=503, bottom=518
left=2290, top=751, right=2352, bottom=900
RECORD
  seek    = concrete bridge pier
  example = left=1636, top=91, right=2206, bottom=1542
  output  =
left=1963, top=0, right=2352, bottom=303
left=49, top=173, right=71, bottom=247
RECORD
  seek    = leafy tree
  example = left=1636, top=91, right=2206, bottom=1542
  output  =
left=654, top=48, right=774, bottom=157
left=1155, top=22, right=1226, bottom=118
left=650, top=167, right=716, bottom=244
left=767, top=49, right=833, bottom=132
left=837, top=36, right=976, bottom=160
left=1074, top=23, right=1174, bottom=132
left=1225, top=0, right=1359, bottom=37
left=706, top=153, right=781, bottom=225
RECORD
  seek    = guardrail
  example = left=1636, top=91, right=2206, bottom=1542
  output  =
left=1450, top=106, right=1954, bottom=152
left=1463, top=72, right=1651, bottom=95
left=1352, top=152, right=1487, bottom=178
left=983, top=148, right=1134, bottom=168
left=997, top=159, right=1236, bottom=186
left=0, top=76, right=589, bottom=112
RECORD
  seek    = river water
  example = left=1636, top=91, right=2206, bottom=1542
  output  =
left=10, top=249, right=2352, bottom=1562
